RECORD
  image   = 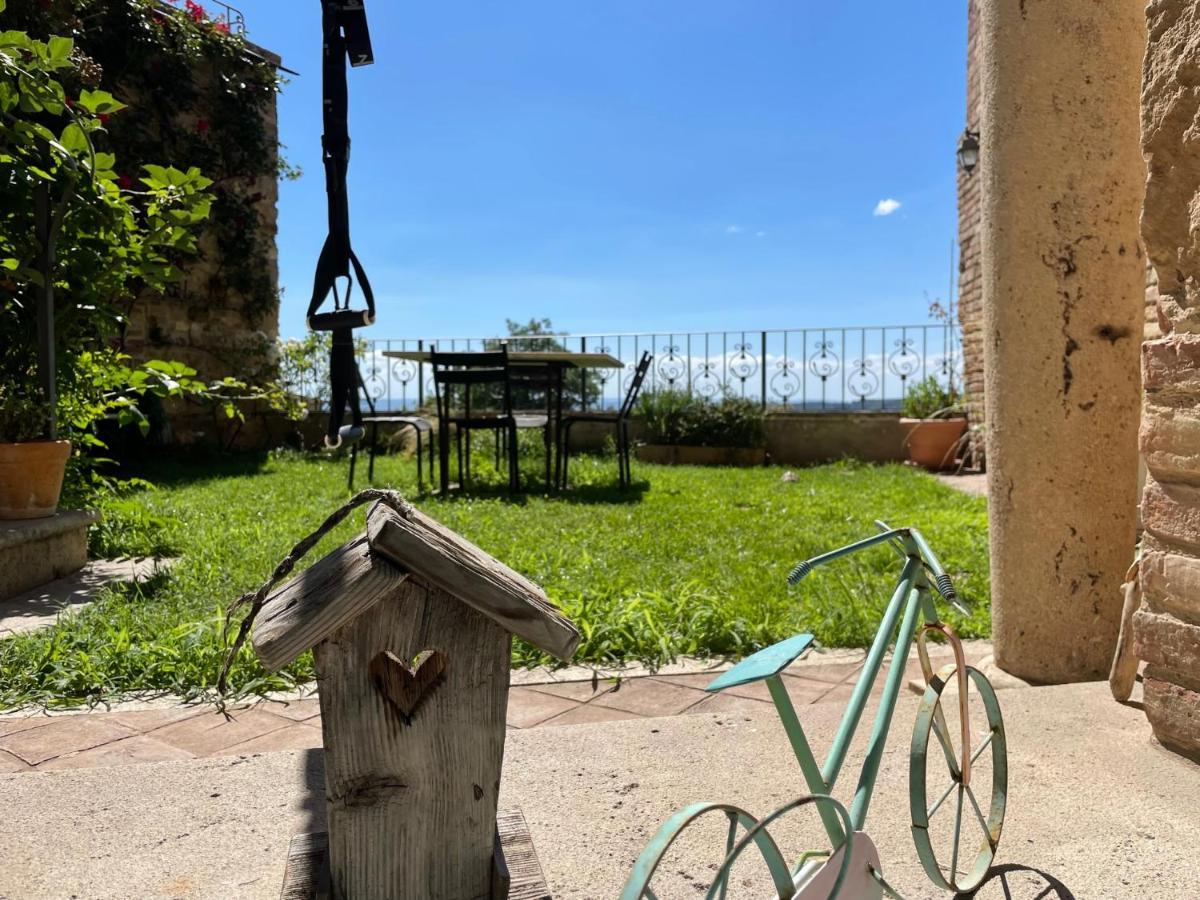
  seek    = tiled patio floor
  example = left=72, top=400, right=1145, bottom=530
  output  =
left=0, top=644, right=985, bottom=774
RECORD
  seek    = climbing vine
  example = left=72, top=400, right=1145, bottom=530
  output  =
left=8, top=0, right=289, bottom=331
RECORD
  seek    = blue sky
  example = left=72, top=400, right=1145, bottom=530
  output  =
left=235, top=2, right=966, bottom=340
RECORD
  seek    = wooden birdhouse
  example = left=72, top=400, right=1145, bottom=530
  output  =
left=249, top=498, right=579, bottom=899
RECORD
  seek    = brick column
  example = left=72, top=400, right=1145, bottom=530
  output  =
left=1135, top=0, right=1200, bottom=760
left=981, top=0, right=1146, bottom=682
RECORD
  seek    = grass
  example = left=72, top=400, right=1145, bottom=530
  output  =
left=0, top=449, right=988, bottom=708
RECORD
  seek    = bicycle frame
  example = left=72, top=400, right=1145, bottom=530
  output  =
left=770, top=527, right=965, bottom=850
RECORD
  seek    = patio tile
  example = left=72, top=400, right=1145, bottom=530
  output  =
left=151, top=707, right=293, bottom=757
left=110, top=706, right=209, bottom=735
left=0, top=714, right=55, bottom=739
left=257, top=697, right=322, bottom=722
left=788, top=661, right=863, bottom=684
left=225, top=722, right=323, bottom=755
left=0, top=749, right=33, bottom=773
left=526, top=680, right=617, bottom=703
left=507, top=687, right=579, bottom=729
left=683, top=692, right=772, bottom=719
left=592, top=678, right=707, bottom=717
left=537, top=704, right=643, bottom=727
left=0, top=715, right=137, bottom=766
left=38, top=734, right=194, bottom=771
left=812, top=681, right=856, bottom=705
left=652, top=672, right=830, bottom=706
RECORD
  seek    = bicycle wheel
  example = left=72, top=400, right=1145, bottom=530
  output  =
left=910, top=663, right=1007, bottom=894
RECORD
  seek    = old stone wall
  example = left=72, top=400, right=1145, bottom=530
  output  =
left=1135, top=0, right=1200, bottom=760
left=120, top=42, right=283, bottom=445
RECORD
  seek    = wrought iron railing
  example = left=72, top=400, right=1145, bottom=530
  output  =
left=343, top=325, right=961, bottom=414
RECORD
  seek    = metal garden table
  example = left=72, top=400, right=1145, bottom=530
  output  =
left=381, top=349, right=623, bottom=489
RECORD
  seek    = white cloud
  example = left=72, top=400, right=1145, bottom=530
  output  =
left=755, top=230, right=766, bottom=238
left=873, top=198, right=902, bottom=217
left=725, top=224, right=744, bottom=234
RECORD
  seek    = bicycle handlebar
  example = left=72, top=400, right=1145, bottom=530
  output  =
left=787, top=522, right=973, bottom=617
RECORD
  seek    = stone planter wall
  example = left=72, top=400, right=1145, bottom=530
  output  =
left=634, top=445, right=766, bottom=467
left=1134, top=0, right=1200, bottom=760
left=565, top=412, right=910, bottom=466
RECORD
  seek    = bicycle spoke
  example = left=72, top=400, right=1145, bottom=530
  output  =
left=965, top=784, right=994, bottom=848
left=715, top=813, right=738, bottom=900
left=930, top=702, right=962, bottom=780
left=949, top=785, right=964, bottom=879
left=927, top=778, right=959, bottom=820
left=970, top=729, right=995, bottom=765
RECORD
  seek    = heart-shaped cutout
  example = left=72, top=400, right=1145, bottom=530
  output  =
left=369, top=649, right=447, bottom=725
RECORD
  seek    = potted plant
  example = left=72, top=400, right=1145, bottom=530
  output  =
left=0, top=17, right=232, bottom=516
left=635, top=390, right=767, bottom=466
left=900, top=376, right=967, bottom=470
left=0, top=395, right=72, bottom=519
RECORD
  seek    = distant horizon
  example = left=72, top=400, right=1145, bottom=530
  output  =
left=236, top=1, right=967, bottom=341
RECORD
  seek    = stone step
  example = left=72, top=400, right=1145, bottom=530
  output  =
left=0, top=557, right=176, bottom=637
left=0, top=509, right=98, bottom=600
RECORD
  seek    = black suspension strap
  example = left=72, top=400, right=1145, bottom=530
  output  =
left=306, top=0, right=375, bottom=448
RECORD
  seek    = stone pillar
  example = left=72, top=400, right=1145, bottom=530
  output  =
left=980, top=0, right=1146, bottom=682
left=1135, top=0, right=1200, bottom=761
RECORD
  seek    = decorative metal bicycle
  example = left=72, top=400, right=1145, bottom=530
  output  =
left=621, top=524, right=1007, bottom=899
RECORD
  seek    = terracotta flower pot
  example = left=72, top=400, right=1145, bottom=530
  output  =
left=0, top=440, right=72, bottom=520
left=901, top=418, right=967, bottom=471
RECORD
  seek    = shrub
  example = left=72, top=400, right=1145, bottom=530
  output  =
left=900, top=376, right=962, bottom=420
left=637, top=391, right=765, bottom=448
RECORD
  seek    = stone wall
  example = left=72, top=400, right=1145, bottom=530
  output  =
left=120, top=42, right=283, bottom=445
left=565, top=412, right=911, bottom=466
left=1135, top=0, right=1200, bottom=760
left=957, top=0, right=984, bottom=452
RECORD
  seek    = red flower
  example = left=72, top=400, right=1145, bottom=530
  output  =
left=118, top=174, right=133, bottom=189
left=185, top=1, right=206, bottom=22
left=98, top=113, right=109, bottom=124
left=196, top=118, right=210, bottom=133
left=215, top=19, right=229, bottom=33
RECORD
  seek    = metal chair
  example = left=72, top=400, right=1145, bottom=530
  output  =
left=347, top=373, right=435, bottom=491
left=431, top=345, right=519, bottom=493
left=558, top=350, right=652, bottom=488
left=507, top=367, right=554, bottom=487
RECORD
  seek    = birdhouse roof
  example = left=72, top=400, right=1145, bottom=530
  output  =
left=250, top=500, right=580, bottom=672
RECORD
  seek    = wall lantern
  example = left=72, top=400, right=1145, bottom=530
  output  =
left=957, top=128, right=981, bottom=174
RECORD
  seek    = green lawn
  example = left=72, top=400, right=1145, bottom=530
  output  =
left=0, top=451, right=988, bottom=708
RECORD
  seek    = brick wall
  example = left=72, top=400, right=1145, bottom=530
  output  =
left=957, top=0, right=984, bottom=457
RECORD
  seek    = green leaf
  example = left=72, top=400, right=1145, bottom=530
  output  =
left=77, top=89, right=126, bottom=116
left=47, top=36, right=73, bottom=63
left=60, top=122, right=90, bottom=154
left=0, top=258, right=17, bottom=270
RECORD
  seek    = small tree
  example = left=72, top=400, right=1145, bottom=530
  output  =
left=492, top=318, right=600, bottom=410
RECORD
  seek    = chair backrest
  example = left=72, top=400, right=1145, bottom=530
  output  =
left=620, top=351, right=654, bottom=418
left=430, top=345, right=512, bottom=418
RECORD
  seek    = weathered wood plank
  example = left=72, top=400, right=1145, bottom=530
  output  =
left=496, top=809, right=552, bottom=900
left=251, top=533, right=408, bottom=672
left=279, top=811, right=551, bottom=900
left=314, top=577, right=512, bottom=899
left=367, top=502, right=579, bottom=661
left=280, top=832, right=330, bottom=900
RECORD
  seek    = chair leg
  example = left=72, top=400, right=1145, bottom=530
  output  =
left=348, top=441, right=358, bottom=491
left=438, top=426, right=450, bottom=494
left=414, top=427, right=423, bottom=491
left=456, top=428, right=465, bottom=490
left=624, top=422, right=633, bottom=489
left=367, top=422, right=379, bottom=484
left=559, top=421, right=572, bottom=490
left=509, top=425, right=519, bottom=492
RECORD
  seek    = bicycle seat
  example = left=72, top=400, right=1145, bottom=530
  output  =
left=705, top=633, right=815, bottom=692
